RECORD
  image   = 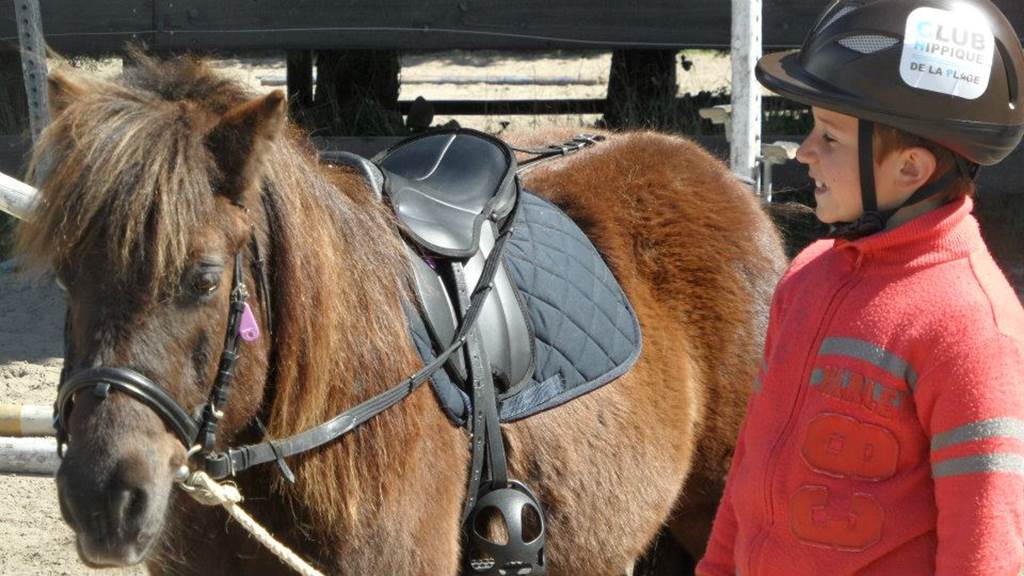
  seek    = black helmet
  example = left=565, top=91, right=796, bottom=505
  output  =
left=758, top=0, right=1024, bottom=166
left=756, top=0, right=1024, bottom=239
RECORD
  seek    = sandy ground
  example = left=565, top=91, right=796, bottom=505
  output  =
left=0, top=50, right=732, bottom=576
left=0, top=268, right=146, bottom=576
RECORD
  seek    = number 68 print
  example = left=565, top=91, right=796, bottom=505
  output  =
left=789, top=413, right=900, bottom=550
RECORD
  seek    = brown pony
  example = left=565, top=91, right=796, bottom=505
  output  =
left=18, top=54, right=786, bottom=575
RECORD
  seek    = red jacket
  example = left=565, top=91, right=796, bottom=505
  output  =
left=698, top=197, right=1024, bottom=576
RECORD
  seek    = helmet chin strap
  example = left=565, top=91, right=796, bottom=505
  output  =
left=828, top=119, right=976, bottom=241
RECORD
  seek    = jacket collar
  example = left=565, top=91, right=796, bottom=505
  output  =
left=833, top=197, right=980, bottom=268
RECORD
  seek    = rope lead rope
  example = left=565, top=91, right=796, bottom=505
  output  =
left=177, top=472, right=325, bottom=576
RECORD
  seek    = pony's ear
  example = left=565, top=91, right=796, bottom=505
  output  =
left=48, top=70, right=88, bottom=117
left=206, top=90, right=286, bottom=204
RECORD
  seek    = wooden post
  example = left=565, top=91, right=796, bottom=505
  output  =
left=0, top=48, right=28, bottom=260
left=286, top=50, right=314, bottom=121
left=0, top=50, right=28, bottom=137
left=603, top=50, right=678, bottom=130
left=308, top=49, right=405, bottom=136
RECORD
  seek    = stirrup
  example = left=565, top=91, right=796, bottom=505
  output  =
left=465, top=480, right=547, bottom=575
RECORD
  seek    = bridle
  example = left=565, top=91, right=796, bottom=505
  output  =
left=53, top=214, right=514, bottom=482
left=55, top=240, right=267, bottom=464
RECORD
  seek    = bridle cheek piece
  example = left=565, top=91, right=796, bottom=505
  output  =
left=55, top=248, right=262, bottom=470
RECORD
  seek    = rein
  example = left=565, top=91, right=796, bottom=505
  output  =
left=55, top=133, right=599, bottom=482
left=54, top=214, right=515, bottom=481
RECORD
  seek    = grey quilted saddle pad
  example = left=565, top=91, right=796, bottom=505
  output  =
left=408, top=190, right=642, bottom=424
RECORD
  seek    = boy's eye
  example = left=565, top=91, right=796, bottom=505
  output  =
left=823, top=132, right=837, bottom=144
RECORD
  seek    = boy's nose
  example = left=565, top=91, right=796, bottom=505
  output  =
left=795, top=136, right=815, bottom=165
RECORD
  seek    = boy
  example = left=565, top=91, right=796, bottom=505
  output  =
left=697, top=0, right=1024, bottom=574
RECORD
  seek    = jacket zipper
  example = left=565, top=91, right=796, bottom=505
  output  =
left=745, top=248, right=864, bottom=575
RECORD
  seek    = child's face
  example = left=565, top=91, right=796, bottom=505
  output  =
left=796, top=108, right=939, bottom=226
left=795, top=108, right=866, bottom=224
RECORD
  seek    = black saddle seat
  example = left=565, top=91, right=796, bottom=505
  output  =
left=376, top=130, right=518, bottom=258
left=374, top=129, right=534, bottom=392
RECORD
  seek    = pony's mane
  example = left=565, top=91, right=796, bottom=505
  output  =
left=19, top=54, right=428, bottom=526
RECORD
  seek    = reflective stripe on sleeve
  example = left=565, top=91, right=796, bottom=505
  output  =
left=932, top=453, right=1024, bottom=478
left=931, top=417, right=1024, bottom=452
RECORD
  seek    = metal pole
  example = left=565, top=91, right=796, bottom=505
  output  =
left=730, top=0, right=763, bottom=184
left=14, top=0, right=50, bottom=144
left=0, top=437, right=58, bottom=476
left=0, top=170, right=37, bottom=221
left=0, top=404, right=54, bottom=437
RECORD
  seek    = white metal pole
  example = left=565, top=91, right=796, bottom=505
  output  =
left=730, top=0, right=763, bottom=185
left=0, top=404, right=54, bottom=437
left=0, top=170, right=37, bottom=221
left=0, top=437, right=58, bottom=476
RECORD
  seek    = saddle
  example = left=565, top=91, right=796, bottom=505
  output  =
left=324, top=130, right=642, bottom=422
left=375, top=129, right=535, bottom=392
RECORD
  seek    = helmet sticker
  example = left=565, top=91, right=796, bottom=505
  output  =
left=899, top=6, right=994, bottom=100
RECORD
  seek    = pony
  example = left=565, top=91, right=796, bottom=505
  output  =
left=18, top=53, right=786, bottom=575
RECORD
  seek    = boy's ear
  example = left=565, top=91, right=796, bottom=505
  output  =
left=206, top=90, right=286, bottom=205
left=898, top=146, right=938, bottom=191
left=48, top=70, right=88, bottom=117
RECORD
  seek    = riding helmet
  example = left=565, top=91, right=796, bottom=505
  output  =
left=757, top=0, right=1024, bottom=166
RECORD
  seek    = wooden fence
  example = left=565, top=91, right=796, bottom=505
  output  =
left=1, top=1, right=1022, bottom=53
left=1, top=0, right=1023, bottom=194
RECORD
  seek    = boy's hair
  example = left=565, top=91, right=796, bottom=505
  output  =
left=874, top=125, right=975, bottom=200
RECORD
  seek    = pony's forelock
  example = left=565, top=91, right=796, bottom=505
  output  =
left=18, top=63, right=227, bottom=295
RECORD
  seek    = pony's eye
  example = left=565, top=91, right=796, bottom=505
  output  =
left=190, top=271, right=221, bottom=297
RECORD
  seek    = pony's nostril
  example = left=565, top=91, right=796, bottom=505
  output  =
left=109, top=486, right=149, bottom=530
left=126, top=487, right=148, bottom=526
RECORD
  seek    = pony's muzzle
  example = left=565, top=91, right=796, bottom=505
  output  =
left=58, top=448, right=169, bottom=566
left=55, top=397, right=179, bottom=567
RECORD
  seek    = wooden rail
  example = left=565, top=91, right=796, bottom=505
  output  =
left=4, top=134, right=1024, bottom=198
left=2, top=1, right=1021, bottom=54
